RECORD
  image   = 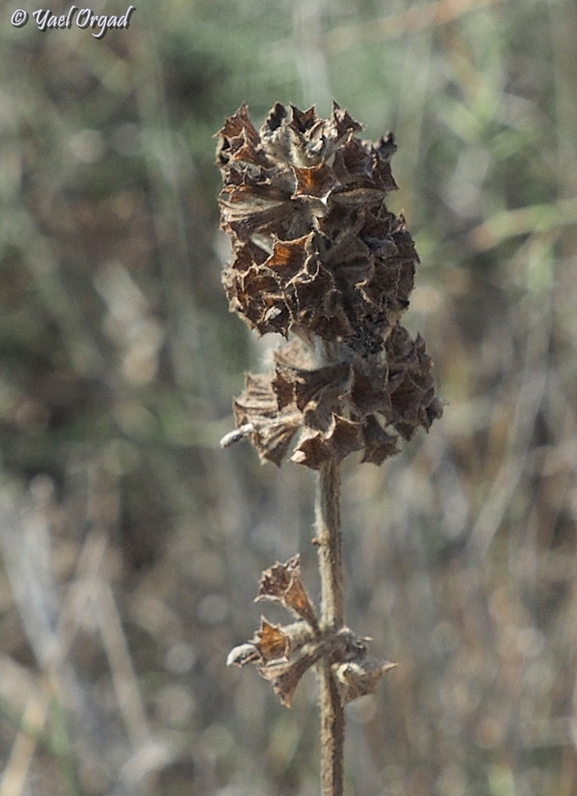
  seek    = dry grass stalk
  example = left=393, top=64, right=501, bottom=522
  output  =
left=216, top=102, right=442, bottom=795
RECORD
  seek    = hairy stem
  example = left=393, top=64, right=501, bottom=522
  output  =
left=316, top=460, right=345, bottom=796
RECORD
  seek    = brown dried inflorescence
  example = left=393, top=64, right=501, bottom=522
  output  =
left=217, top=102, right=442, bottom=469
left=227, top=556, right=396, bottom=708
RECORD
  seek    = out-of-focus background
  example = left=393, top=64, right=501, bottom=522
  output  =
left=0, top=0, right=576, bottom=794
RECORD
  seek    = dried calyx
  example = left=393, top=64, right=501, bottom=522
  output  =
left=217, top=102, right=442, bottom=469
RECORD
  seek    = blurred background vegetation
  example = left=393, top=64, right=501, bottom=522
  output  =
left=0, top=0, right=576, bottom=793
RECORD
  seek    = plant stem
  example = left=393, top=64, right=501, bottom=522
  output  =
left=316, top=459, right=345, bottom=796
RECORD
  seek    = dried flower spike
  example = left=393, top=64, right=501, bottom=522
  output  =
left=218, top=103, right=443, bottom=795
left=216, top=102, right=442, bottom=469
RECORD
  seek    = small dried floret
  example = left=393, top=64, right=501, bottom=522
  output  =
left=334, top=659, right=398, bottom=705
left=256, top=554, right=319, bottom=632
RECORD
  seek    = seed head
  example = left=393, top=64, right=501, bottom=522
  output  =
left=216, top=102, right=442, bottom=469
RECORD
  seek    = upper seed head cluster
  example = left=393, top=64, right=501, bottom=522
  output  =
left=216, top=102, right=442, bottom=469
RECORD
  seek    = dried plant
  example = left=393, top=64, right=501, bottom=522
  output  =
left=216, top=102, right=442, bottom=796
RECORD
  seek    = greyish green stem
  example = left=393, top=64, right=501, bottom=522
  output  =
left=316, top=459, right=345, bottom=796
